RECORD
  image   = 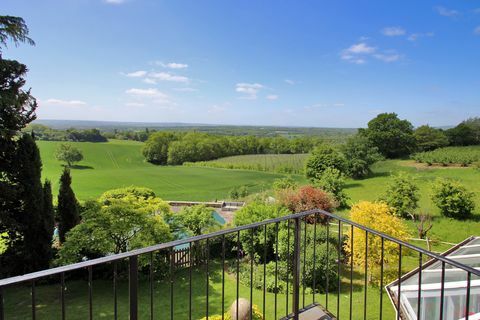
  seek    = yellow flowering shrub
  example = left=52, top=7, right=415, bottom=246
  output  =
left=345, top=201, right=410, bottom=284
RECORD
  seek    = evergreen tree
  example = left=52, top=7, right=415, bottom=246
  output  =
left=13, top=134, right=52, bottom=272
left=41, top=179, right=55, bottom=258
left=57, top=168, right=80, bottom=243
left=0, top=16, right=37, bottom=276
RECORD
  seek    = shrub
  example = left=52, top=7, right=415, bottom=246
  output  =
left=345, top=201, right=410, bottom=285
left=342, top=135, right=383, bottom=179
left=380, top=172, right=419, bottom=219
left=305, top=144, right=346, bottom=180
left=312, top=167, right=350, bottom=208
left=431, top=179, right=475, bottom=219
left=234, top=202, right=290, bottom=261
left=272, top=176, right=298, bottom=191
left=277, top=185, right=338, bottom=214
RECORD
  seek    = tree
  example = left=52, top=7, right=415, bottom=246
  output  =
left=380, top=172, right=419, bottom=219
left=56, top=199, right=172, bottom=265
left=57, top=168, right=80, bottom=243
left=173, top=205, right=219, bottom=237
left=234, top=202, right=290, bottom=260
left=305, top=144, right=346, bottom=180
left=0, top=16, right=37, bottom=276
left=342, top=135, right=383, bottom=178
left=446, top=123, right=477, bottom=146
left=414, top=125, right=449, bottom=152
left=54, top=143, right=83, bottom=167
left=1, top=134, right=52, bottom=274
left=142, top=132, right=178, bottom=165
left=431, top=179, right=475, bottom=219
left=359, top=113, right=415, bottom=158
left=42, top=179, right=55, bottom=255
left=312, top=168, right=349, bottom=208
left=0, top=16, right=35, bottom=57
left=345, top=201, right=410, bottom=284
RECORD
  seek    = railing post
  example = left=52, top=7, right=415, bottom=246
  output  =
left=129, top=256, right=138, bottom=320
left=0, top=287, right=4, bottom=320
left=292, top=217, right=301, bottom=320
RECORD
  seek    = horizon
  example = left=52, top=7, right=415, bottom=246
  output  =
left=3, top=0, right=480, bottom=127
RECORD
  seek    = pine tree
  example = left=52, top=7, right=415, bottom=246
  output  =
left=58, top=168, right=80, bottom=243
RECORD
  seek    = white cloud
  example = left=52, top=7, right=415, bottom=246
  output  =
left=266, top=94, right=279, bottom=100
left=165, top=62, right=188, bottom=69
left=474, top=26, right=480, bottom=35
left=104, top=0, right=126, bottom=4
left=340, top=42, right=376, bottom=64
left=143, top=78, right=157, bottom=84
left=126, top=70, right=147, bottom=78
left=381, top=27, right=406, bottom=36
left=341, top=42, right=402, bottom=64
left=284, top=79, right=295, bottom=85
left=125, top=88, right=172, bottom=106
left=126, top=88, right=168, bottom=99
left=149, top=72, right=189, bottom=83
left=407, top=32, right=434, bottom=41
left=373, top=53, right=402, bottom=62
left=42, top=98, right=87, bottom=106
left=154, top=61, right=189, bottom=69
left=436, top=6, right=459, bottom=17
left=235, top=83, right=264, bottom=99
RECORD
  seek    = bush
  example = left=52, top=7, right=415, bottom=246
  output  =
left=312, top=167, right=349, bottom=208
left=277, top=185, right=338, bottom=214
left=234, top=202, right=290, bottom=261
left=380, top=172, right=419, bottom=219
left=342, top=135, right=383, bottom=179
left=272, top=176, right=298, bottom=191
left=431, top=179, right=475, bottom=219
left=345, top=201, right=410, bottom=285
left=305, top=144, right=346, bottom=180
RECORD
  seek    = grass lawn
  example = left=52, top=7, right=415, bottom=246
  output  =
left=38, top=140, right=304, bottom=201
left=341, top=160, right=480, bottom=245
left=3, top=260, right=397, bottom=320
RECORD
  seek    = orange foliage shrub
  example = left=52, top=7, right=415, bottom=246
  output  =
left=278, top=185, right=338, bottom=222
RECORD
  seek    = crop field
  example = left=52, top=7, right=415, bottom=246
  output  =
left=37, top=140, right=303, bottom=201
left=411, top=146, right=480, bottom=166
left=184, top=154, right=309, bottom=174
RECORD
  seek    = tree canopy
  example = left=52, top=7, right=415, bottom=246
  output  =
left=359, top=113, right=415, bottom=158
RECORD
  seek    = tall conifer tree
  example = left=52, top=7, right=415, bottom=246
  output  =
left=58, top=168, right=80, bottom=243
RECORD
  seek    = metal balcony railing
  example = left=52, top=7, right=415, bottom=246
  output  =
left=0, top=209, right=478, bottom=319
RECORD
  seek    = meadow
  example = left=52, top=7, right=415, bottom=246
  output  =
left=184, top=154, right=309, bottom=174
left=37, top=140, right=300, bottom=201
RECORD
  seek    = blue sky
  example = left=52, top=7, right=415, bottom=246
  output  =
left=2, top=0, right=480, bottom=127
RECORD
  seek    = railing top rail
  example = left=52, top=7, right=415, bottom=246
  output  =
left=0, top=209, right=478, bottom=287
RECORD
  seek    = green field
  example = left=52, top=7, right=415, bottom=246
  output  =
left=38, top=140, right=303, bottom=201
left=411, top=145, right=480, bottom=166
left=185, top=154, right=309, bottom=174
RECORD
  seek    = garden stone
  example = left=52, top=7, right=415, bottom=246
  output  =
left=230, top=298, right=251, bottom=320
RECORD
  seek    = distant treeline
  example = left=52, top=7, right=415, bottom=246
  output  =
left=142, top=132, right=324, bottom=165
left=25, top=124, right=107, bottom=142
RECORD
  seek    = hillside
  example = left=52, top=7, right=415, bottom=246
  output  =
left=38, top=140, right=303, bottom=201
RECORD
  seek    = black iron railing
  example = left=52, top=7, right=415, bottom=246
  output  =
left=0, top=209, right=478, bottom=319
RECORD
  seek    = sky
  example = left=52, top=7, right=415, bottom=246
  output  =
left=2, top=0, right=480, bottom=128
